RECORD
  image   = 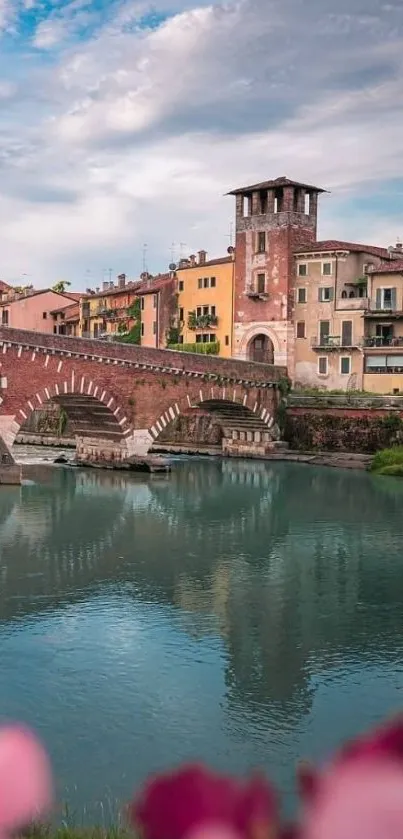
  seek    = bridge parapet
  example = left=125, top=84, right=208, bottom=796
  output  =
left=0, top=327, right=285, bottom=387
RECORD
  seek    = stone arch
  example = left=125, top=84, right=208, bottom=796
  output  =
left=238, top=324, right=283, bottom=365
left=147, top=386, right=277, bottom=445
left=8, top=376, right=134, bottom=449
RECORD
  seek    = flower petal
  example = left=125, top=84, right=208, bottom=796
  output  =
left=0, top=725, right=52, bottom=831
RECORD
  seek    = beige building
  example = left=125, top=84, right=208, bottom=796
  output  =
left=293, top=240, right=396, bottom=390
left=362, top=259, right=403, bottom=393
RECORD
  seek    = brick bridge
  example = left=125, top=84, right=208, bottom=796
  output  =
left=0, top=327, right=286, bottom=466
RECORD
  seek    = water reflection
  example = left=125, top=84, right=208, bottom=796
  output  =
left=1, top=460, right=403, bottom=819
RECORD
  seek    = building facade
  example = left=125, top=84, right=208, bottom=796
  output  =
left=79, top=275, right=140, bottom=339
left=230, top=176, right=325, bottom=368
left=293, top=241, right=390, bottom=389
left=176, top=250, right=235, bottom=357
left=362, top=259, right=403, bottom=393
left=0, top=289, right=79, bottom=333
left=137, top=273, right=177, bottom=349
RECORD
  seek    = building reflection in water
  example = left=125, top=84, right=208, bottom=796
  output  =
left=1, top=459, right=403, bottom=815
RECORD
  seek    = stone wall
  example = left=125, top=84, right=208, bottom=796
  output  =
left=18, top=402, right=74, bottom=437
left=286, top=402, right=403, bottom=453
left=157, top=410, right=223, bottom=446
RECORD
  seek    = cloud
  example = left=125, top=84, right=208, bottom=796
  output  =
left=0, top=0, right=402, bottom=285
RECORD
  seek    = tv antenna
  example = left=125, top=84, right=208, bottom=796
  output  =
left=170, top=242, right=176, bottom=263
left=227, top=222, right=234, bottom=247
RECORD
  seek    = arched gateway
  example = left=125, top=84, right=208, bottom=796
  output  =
left=0, top=327, right=284, bottom=466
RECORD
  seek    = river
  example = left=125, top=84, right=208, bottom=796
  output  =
left=1, top=450, right=403, bottom=822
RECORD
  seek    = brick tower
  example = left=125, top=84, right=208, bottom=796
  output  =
left=229, top=176, right=325, bottom=368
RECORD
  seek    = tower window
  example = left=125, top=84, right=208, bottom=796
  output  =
left=304, top=193, right=310, bottom=214
left=259, top=190, right=267, bottom=214
left=298, top=263, right=307, bottom=277
left=257, top=232, right=266, bottom=253
left=257, top=273, right=265, bottom=294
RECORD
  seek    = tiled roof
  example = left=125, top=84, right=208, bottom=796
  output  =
left=50, top=301, right=79, bottom=316
left=136, top=273, right=175, bottom=296
left=295, top=240, right=391, bottom=259
left=0, top=288, right=80, bottom=306
left=369, top=259, right=403, bottom=274
left=177, top=256, right=232, bottom=270
left=86, top=281, right=141, bottom=300
left=227, top=176, right=327, bottom=196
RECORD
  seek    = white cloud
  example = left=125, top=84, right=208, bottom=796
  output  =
left=0, top=0, right=402, bottom=285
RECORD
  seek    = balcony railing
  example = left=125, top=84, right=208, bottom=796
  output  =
left=364, top=336, right=403, bottom=348
left=246, top=286, right=269, bottom=300
left=336, top=297, right=368, bottom=310
left=188, top=312, right=218, bottom=330
left=311, top=335, right=358, bottom=349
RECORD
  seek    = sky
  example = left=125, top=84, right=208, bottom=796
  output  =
left=0, top=0, right=402, bottom=288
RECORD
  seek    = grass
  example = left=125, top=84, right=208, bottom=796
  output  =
left=370, top=446, right=403, bottom=476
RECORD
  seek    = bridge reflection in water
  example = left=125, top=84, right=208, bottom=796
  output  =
left=1, top=459, right=403, bottom=820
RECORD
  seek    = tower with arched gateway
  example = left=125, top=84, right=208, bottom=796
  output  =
left=228, top=176, right=326, bottom=368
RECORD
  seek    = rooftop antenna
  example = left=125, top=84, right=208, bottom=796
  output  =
left=108, top=268, right=113, bottom=283
left=142, top=243, right=148, bottom=273
left=227, top=222, right=234, bottom=247
left=170, top=242, right=176, bottom=263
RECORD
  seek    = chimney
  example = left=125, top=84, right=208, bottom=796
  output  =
left=395, top=241, right=402, bottom=251
left=86, top=287, right=92, bottom=294
left=198, top=249, right=207, bottom=265
left=189, top=254, right=196, bottom=266
left=96, top=287, right=100, bottom=293
left=118, top=273, right=126, bottom=288
left=102, top=281, right=109, bottom=291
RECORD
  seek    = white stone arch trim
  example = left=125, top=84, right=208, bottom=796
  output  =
left=10, top=377, right=133, bottom=447
left=238, top=323, right=282, bottom=360
left=147, top=387, right=275, bottom=441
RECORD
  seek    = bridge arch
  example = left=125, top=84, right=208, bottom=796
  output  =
left=147, top=386, right=278, bottom=446
left=9, top=378, right=134, bottom=452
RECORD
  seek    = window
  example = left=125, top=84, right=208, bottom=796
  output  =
left=376, top=287, right=397, bottom=310
left=210, top=277, right=216, bottom=288
left=203, top=305, right=209, bottom=315
left=322, top=262, right=332, bottom=276
left=198, top=278, right=203, bottom=289
left=297, top=287, right=307, bottom=304
left=256, top=273, right=265, bottom=294
left=225, top=335, right=229, bottom=346
left=178, top=335, right=184, bottom=344
left=141, top=297, right=145, bottom=310
left=53, top=326, right=57, bottom=334
left=319, top=320, right=330, bottom=345
left=153, top=295, right=157, bottom=308
left=42, top=311, right=47, bottom=319
left=196, top=334, right=202, bottom=343
left=179, top=280, right=184, bottom=292
left=141, top=322, right=144, bottom=336
left=1, top=309, right=8, bottom=325
left=211, top=305, right=216, bottom=316
left=257, top=232, right=266, bottom=253
left=318, top=357, right=328, bottom=375
left=319, top=287, right=334, bottom=302
left=179, top=307, right=184, bottom=322
left=209, top=333, right=215, bottom=342
left=196, top=306, right=202, bottom=317
left=203, top=277, right=209, bottom=288
left=298, top=263, right=307, bottom=277
left=341, top=320, right=352, bottom=346
left=340, top=356, right=351, bottom=375
left=153, top=321, right=157, bottom=334
left=296, top=321, right=306, bottom=338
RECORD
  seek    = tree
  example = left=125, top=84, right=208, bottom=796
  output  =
left=52, top=281, right=71, bottom=294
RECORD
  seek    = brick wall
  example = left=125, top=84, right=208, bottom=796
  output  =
left=286, top=406, right=403, bottom=453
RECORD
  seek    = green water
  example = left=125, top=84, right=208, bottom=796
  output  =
left=1, top=457, right=403, bottom=821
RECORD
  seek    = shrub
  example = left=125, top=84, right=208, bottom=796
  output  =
left=370, top=446, right=403, bottom=474
left=167, top=342, right=220, bottom=355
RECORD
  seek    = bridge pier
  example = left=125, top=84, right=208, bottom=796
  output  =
left=75, top=429, right=154, bottom=466
left=0, top=436, right=21, bottom=484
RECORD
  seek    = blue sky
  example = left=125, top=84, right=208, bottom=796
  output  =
left=0, top=0, right=402, bottom=287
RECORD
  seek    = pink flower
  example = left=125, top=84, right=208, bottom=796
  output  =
left=0, top=724, right=53, bottom=838
left=130, top=764, right=276, bottom=839
left=299, top=718, right=403, bottom=839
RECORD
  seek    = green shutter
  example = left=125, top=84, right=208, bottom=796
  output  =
left=391, top=288, right=397, bottom=310
left=376, top=289, right=381, bottom=309
left=329, top=288, right=334, bottom=301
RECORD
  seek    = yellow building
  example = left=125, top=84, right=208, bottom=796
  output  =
left=176, top=250, right=235, bottom=357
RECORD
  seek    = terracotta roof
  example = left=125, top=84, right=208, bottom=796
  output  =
left=136, top=273, right=176, bottom=296
left=0, top=288, right=79, bottom=306
left=177, top=256, right=232, bottom=270
left=369, top=259, right=403, bottom=274
left=87, top=281, right=141, bottom=300
left=50, top=301, right=79, bottom=316
left=227, top=176, right=327, bottom=196
left=294, top=240, right=391, bottom=259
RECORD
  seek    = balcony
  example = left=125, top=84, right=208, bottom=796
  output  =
left=188, top=312, right=218, bottom=330
left=336, top=297, right=369, bottom=310
left=311, top=335, right=359, bottom=350
left=246, top=285, right=269, bottom=300
left=363, top=336, right=403, bottom=348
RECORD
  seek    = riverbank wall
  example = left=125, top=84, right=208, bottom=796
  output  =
left=285, top=394, right=403, bottom=453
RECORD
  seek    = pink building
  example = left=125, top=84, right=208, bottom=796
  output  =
left=0, top=289, right=78, bottom=334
